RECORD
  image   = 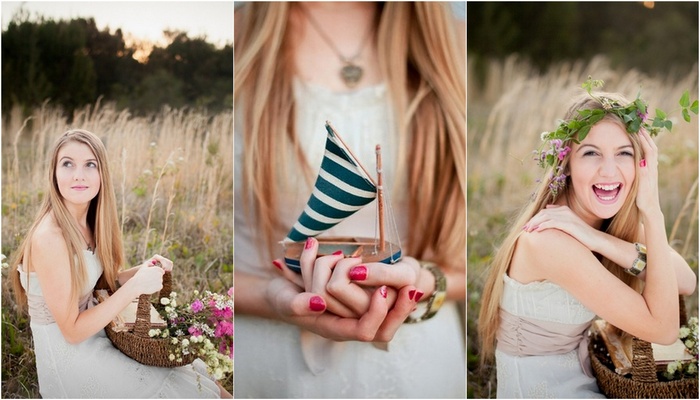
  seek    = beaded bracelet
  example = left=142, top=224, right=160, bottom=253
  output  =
left=404, top=261, right=447, bottom=323
left=626, top=242, right=647, bottom=276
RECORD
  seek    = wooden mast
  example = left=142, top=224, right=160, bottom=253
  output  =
left=376, top=144, right=385, bottom=252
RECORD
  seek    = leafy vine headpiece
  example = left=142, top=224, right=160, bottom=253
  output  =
left=534, top=76, right=698, bottom=196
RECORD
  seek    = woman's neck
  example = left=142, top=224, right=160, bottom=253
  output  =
left=560, top=191, right=604, bottom=230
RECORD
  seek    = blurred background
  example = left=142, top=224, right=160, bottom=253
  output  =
left=1, top=2, right=233, bottom=397
left=467, top=2, right=699, bottom=398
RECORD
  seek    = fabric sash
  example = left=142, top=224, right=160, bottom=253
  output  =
left=497, top=308, right=594, bottom=378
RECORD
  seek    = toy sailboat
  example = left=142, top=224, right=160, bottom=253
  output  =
left=282, top=122, right=402, bottom=273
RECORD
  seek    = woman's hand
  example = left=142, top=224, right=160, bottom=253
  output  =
left=147, top=254, right=174, bottom=272
left=266, top=274, right=420, bottom=343
left=523, top=205, right=603, bottom=251
left=635, top=128, right=662, bottom=217
left=129, top=259, right=165, bottom=295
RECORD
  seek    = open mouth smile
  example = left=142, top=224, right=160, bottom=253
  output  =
left=592, top=183, right=621, bottom=202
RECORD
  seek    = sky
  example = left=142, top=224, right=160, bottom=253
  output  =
left=1, top=1, right=234, bottom=49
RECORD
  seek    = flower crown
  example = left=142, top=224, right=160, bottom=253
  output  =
left=534, top=77, right=698, bottom=196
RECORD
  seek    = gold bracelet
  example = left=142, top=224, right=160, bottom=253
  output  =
left=404, top=261, right=447, bottom=323
left=626, top=242, right=647, bottom=276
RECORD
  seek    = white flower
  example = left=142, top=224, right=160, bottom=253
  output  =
left=685, top=339, right=695, bottom=350
left=171, top=338, right=178, bottom=345
left=148, top=329, right=158, bottom=337
left=667, top=361, right=680, bottom=374
left=687, top=362, right=698, bottom=375
left=160, top=297, right=170, bottom=305
left=176, top=358, right=182, bottom=363
left=168, top=354, right=176, bottom=361
left=181, top=339, right=190, bottom=347
left=680, top=327, right=691, bottom=339
left=150, top=142, right=156, bottom=147
left=213, top=368, right=223, bottom=380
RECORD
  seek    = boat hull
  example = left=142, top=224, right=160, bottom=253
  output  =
left=283, top=237, right=402, bottom=273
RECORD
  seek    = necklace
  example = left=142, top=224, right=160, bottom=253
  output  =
left=301, top=7, right=374, bottom=88
left=78, top=228, right=94, bottom=254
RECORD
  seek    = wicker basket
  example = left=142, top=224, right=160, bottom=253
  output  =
left=102, top=271, right=197, bottom=367
left=589, top=296, right=698, bottom=398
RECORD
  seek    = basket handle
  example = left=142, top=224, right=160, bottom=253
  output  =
left=132, top=271, right=172, bottom=338
left=630, top=295, right=688, bottom=383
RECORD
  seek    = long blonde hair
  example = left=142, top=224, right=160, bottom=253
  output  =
left=11, top=129, right=124, bottom=313
left=478, top=92, right=645, bottom=364
left=234, top=2, right=466, bottom=269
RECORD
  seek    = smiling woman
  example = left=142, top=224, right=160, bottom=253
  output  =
left=477, top=81, right=697, bottom=398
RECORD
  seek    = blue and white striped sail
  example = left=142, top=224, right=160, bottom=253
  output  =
left=285, top=123, right=377, bottom=243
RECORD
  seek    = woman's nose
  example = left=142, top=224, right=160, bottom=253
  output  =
left=599, top=157, right=617, bottom=177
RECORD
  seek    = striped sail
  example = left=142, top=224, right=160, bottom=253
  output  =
left=285, top=123, right=376, bottom=242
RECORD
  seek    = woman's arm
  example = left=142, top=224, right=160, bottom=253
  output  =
left=518, top=227, right=680, bottom=344
left=525, top=206, right=696, bottom=295
left=31, top=231, right=165, bottom=345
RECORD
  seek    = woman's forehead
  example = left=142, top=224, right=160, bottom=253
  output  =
left=57, top=140, right=96, bottom=158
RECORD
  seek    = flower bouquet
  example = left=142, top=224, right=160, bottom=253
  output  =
left=150, top=286, right=233, bottom=379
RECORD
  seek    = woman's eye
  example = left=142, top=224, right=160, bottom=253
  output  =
left=87, top=161, right=98, bottom=168
left=583, top=151, right=598, bottom=157
left=62, top=161, right=73, bottom=167
left=619, top=151, right=634, bottom=157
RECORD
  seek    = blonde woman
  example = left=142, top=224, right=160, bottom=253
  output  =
left=478, top=89, right=697, bottom=398
left=10, top=130, right=231, bottom=398
left=234, top=2, right=465, bottom=398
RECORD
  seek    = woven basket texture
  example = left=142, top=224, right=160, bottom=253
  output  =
left=589, top=296, right=698, bottom=398
left=102, top=271, right=196, bottom=367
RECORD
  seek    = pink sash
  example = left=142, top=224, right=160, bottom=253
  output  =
left=497, top=309, right=594, bottom=378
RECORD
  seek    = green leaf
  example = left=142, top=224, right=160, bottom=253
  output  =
left=665, top=120, right=673, bottom=131
left=655, top=108, right=667, bottom=119
left=683, top=108, right=691, bottom=123
left=577, top=125, right=591, bottom=142
left=680, top=90, right=690, bottom=108
left=691, top=100, right=699, bottom=115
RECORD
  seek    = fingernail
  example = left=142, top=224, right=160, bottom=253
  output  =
left=408, top=289, right=416, bottom=300
left=640, top=159, right=646, bottom=168
left=348, top=265, right=367, bottom=281
left=309, top=296, right=325, bottom=312
left=379, top=286, right=388, bottom=298
left=272, top=260, right=283, bottom=270
left=304, top=237, right=314, bottom=250
left=151, top=260, right=157, bottom=265
left=414, top=291, right=425, bottom=302
left=332, top=250, right=343, bottom=256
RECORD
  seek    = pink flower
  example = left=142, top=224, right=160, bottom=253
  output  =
left=213, top=306, right=233, bottom=320
left=188, top=326, right=203, bottom=337
left=557, top=146, right=571, bottom=161
left=215, top=320, right=233, bottom=338
left=190, top=299, right=204, bottom=313
left=228, top=287, right=233, bottom=297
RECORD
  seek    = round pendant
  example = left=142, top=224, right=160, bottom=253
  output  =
left=340, top=63, right=363, bottom=88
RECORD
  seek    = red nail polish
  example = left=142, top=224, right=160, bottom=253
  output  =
left=640, top=159, right=647, bottom=168
left=348, top=265, right=367, bottom=281
left=305, top=237, right=314, bottom=250
left=408, top=289, right=416, bottom=300
left=379, top=286, right=388, bottom=298
left=414, top=291, right=425, bottom=302
left=309, top=296, right=325, bottom=312
left=151, top=260, right=157, bottom=265
left=332, top=250, right=343, bottom=256
left=272, top=260, right=283, bottom=270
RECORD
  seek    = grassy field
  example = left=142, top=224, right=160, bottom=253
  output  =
left=467, top=56, right=699, bottom=398
left=1, top=102, right=233, bottom=397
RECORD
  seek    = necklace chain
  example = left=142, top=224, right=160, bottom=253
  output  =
left=79, top=227, right=94, bottom=253
left=301, top=6, right=374, bottom=88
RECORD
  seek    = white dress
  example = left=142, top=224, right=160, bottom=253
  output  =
left=495, top=273, right=604, bottom=398
left=19, top=250, right=221, bottom=398
left=233, top=80, right=466, bottom=398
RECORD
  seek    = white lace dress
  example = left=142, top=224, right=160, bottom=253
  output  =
left=233, top=80, right=466, bottom=398
left=19, top=250, right=221, bottom=398
left=495, top=273, right=605, bottom=398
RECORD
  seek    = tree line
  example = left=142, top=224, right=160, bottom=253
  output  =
left=2, top=13, right=232, bottom=117
left=468, top=2, right=698, bottom=82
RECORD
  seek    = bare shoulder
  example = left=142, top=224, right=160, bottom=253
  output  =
left=30, top=214, right=69, bottom=271
left=511, top=229, right=594, bottom=282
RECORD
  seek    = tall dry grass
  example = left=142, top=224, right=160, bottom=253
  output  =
left=1, top=101, right=233, bottom=398
left=467, top=56, right=699, bottom=398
